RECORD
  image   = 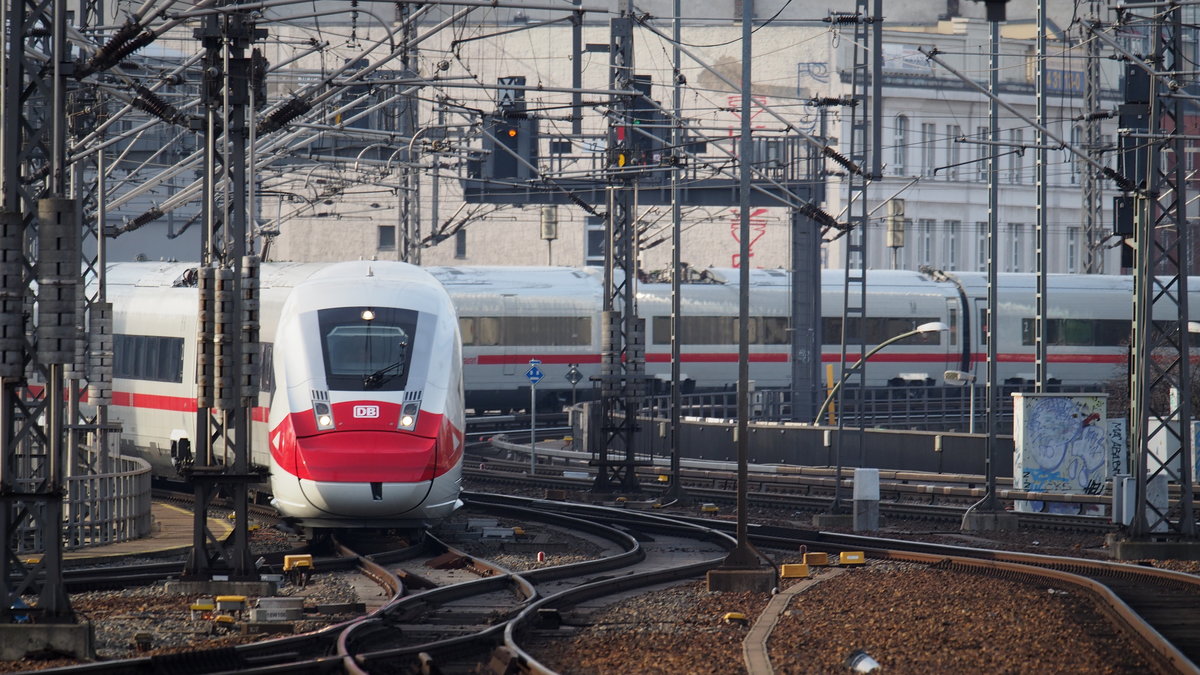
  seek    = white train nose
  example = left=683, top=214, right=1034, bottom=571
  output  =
left=298, top=479, right=433, bottom=517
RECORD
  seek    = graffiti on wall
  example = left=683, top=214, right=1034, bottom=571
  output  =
left=1012, top=394, right=1108, bottom=514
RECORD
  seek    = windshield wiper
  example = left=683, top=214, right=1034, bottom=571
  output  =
left=363, top=361, right=404, bottom=389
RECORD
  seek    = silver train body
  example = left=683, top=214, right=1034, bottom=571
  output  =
left=105, top=261, right=464, bottom=528
left=427, top=266, right=1195, bottom=412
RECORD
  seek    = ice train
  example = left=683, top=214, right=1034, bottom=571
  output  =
left=105, top=261, right=464, bottom=528
left=427, top=266, right=1197, bottom=412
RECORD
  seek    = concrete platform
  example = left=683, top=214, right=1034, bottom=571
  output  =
left=961, top=510, right=1019, bottom=532
left=706, top=568, right=776, bottom=593
left=21, top=502, right=235, bottom=565
left=1109, top=537, right=1200, bottom=561
left=0, top=624, right=93, bottom=661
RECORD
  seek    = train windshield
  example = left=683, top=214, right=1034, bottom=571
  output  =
left=318, top=306, right=419, bottom=391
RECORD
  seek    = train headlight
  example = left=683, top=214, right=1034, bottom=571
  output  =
left=313, top=401, right=336, bottom=430
left=399, top=402, right=419, bottom=430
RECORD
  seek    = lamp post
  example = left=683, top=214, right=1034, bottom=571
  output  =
left=944, top=369, right=977, bottom=434
left=813, top=321, right=950, bottom=425
left=816, top=321, right=949, bottom=517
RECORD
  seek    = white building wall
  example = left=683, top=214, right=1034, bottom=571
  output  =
left=239, top=10, right=1123, bottom=275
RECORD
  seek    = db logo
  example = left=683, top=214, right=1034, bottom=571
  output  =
left=353, top=405, right=380, bottom=418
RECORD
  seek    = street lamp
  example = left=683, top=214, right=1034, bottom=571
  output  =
left=813, top=321, right=950, bottom=425
left=944, top=369, right=977, bottom=434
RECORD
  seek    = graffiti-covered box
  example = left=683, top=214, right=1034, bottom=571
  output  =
left=1012, top=393, right=1109, bottom=514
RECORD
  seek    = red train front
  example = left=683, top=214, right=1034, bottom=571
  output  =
left=266, top=261, right=464, bottom=527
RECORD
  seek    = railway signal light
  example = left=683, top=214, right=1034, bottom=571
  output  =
left=484, top=114, right=539, bottom=180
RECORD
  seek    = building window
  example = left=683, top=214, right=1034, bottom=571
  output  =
left=377, top=225, right=396, bottom=250
left=1007, top=129, right=1023, bottom=183
left=893, top=115, right=908, bottom=175
left=976, top=126, right=989, bottom=181
left=922, top=122, right=937, bottom=176
left=1067, top=227, right=1079, bottom=273
left=585, top=215, right=605, bottom=266
left=454, top=229, right=467, bottom=259
left=945, top=220, right=960, bottom=269
left=1009, top=222, right=1023, bottom=271
left=918, top=218, right=935, bottom=266
left=976, top=221, right=988, bottom=271
left=945, top=125, right=961, bottom=180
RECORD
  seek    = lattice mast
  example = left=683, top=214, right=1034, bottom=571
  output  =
left=1127, top=4, right=1196, bottom=539
left=0, top=0, right=79, bottom=622
left=593, top=7, right=647, bottom=493
left=185, top=3, right=265, bottom=579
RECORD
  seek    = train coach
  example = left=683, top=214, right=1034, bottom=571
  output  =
left=427, top=266, right=1197, bottom=413
left=104, top=260, right=464, bottom=529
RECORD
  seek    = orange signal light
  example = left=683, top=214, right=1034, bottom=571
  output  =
left=506, top=128, right=518, bottom=138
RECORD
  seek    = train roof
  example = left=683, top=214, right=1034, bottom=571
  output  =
left=427, top=266, right=604, bottom=293
left=105, top=261, right=440, bottom=289
left=104, top=262, right=1151, bottom=297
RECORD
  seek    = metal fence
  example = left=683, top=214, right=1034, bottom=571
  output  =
left=16, top=454, right=153, bottom=553
left=642, top=381, right=1107, bottom=433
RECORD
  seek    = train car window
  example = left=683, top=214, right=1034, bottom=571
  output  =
left=819, top=317, right=941, bottom=345
left=458, top=317, right=476, bottom=346
left=761, top=317, right=789, bottom=344
left=1096, top=320, right=1130, bottom=346
left=1025, top=318, right=1132, bottom=346
left=476, top=317, right=501, bottom=346
left=502, top=316, right=591, bottom=346
left=259, top=343, right=275, bottom=394
left=651, top=316, right=790, bottom=345
left=458, top=316, right=590, bottom=346
left=318, top=307, right=418, bottom=391
left=113, top=334, right=184, bottom=383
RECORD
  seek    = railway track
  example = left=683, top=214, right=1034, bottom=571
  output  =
left=26, top=495, right=733, bottom=674
left=468, top=445, right=1121, bottom=533
left=468, top=493, right=1200, bottom=675
left=23, top=490, right=1200, bottom=674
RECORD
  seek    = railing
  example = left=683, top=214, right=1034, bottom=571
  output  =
left=63, top=455, right=154, bottom=550
left=15, top=454, right=153, bottom=553
left=642, top=381, right=1108, bottom=433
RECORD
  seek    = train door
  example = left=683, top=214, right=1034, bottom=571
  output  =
left=502, top=294, right=517, bottom=376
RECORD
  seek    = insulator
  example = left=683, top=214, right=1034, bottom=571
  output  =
left=1103, top=167, right=1137, bottom=194
left=257, top=97, right=313, bottom=135
left=131, top=84, right=181, bottom=124
left=798, top=201, right=843, bottom=230
left=76, top=19, right=140, bottom=78
left=823, top=146, right=861, bottom=175
left=36, top=198, right=80, bottom=365
left=825, top=12, right=861, bottom=24
left=115, top=206, right=165, bottom=236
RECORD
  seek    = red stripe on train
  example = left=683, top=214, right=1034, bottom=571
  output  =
left=110, top=391, right=269, bottom=422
